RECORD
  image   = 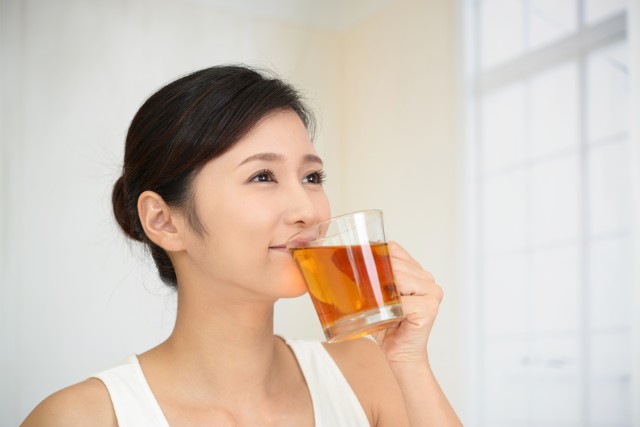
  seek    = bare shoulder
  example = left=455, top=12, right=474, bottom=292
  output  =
left=323, top=338, right=410, bottom=427
left=21, top=378, right=116, bottom=427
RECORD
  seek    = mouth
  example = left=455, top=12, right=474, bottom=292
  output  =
left=269, top=245, right=289, bottom=253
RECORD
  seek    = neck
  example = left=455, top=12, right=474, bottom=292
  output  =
left=156, top=283, right=285, bottom=403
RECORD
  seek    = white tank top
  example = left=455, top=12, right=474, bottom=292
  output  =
left=91, top=339, right=370, bottom=426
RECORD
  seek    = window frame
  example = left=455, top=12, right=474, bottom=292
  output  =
left=459, top=0, right=639, bottom=425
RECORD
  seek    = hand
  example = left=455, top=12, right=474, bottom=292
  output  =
left=372, top=241, right=443, bottom=363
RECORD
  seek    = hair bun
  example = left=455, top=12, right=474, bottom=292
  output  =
left=112, top=175, right=142, bottom=242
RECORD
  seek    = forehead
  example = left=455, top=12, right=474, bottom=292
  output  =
left=194, top=110, right=320, bottom=184
left=219, top=110, right=318, bottom=164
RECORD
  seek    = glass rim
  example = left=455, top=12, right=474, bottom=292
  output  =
left=286, top=209, right=384, bottom=248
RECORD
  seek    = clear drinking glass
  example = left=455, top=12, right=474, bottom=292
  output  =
left=287, top=210, right=404, bottom=343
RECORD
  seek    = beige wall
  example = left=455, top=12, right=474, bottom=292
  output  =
left=341, top=0, right=462, bottom=406
left=1, top=0, right=463, bottom=423
left=280, top=4, right=464, bottom=409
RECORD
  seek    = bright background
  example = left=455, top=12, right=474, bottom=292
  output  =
left=1, top=0, right=638, bottom=426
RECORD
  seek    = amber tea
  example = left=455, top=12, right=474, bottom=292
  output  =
left=287, top=210, right=403, bottom=342
left=291, top=242, right=400, bottom=324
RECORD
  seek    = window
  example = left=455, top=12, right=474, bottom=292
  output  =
left=465, top=1, right=633, bottom=425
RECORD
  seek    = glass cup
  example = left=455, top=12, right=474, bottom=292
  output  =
left=287, top=210, right=404, bottom=343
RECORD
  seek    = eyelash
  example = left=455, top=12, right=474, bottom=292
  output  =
left=304, top=170, right=327, bottom=185
left=250, top=169, right=277, bottom=183
left=249, top=169, right=327, bottom=185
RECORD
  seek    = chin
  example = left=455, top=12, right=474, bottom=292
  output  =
left=282, top=285, right=309, bottom=299
left=282, top=281, right=307, bottom=298
left=275, top=269, right=310, bottom=299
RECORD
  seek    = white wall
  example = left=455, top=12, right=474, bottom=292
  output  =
left=0, top=0, right=342, bottom=423
left=629, top=1, right=640, bottom=425
left=1, top=0, right=463, bottom=424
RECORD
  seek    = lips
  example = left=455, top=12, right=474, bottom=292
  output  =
left=285, top=237, right=314, bottom=248
left=269, top=245, right=289, bottom=252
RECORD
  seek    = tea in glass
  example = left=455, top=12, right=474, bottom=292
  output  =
left=287, top=211, right=403, bottom=342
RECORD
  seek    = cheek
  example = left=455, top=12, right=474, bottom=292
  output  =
left=190, top=200, right=262, bottom=270
left=210, top=194, right=272, bottom=238
left=314, top=191, right=332, bottom=220
left=271, top=255, right=309, bottom=297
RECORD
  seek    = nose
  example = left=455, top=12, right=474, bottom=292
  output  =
left=283, top=183, right=322, bottom=228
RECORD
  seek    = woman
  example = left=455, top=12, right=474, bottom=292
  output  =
left=22, top=65, right=461, bottom=426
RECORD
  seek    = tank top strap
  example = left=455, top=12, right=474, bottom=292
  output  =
left=91, top=355, right=170, bottom=427
left=284, top=338, right=371, bottom=427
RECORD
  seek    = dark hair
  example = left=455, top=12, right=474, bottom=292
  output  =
left=112, top=65, right=315, bottom=287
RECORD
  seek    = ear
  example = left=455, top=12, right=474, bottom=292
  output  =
left=137, top=191, right=185, bottom=252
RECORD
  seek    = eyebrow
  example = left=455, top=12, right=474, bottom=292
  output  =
left=238, top=152, right=323, bottom=167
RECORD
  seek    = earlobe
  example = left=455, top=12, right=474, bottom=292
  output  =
left=137, top=191, right=184, bottom=252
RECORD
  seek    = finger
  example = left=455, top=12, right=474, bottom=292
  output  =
left=393, top=270, right=429, bottom=296
left=371, top=321, right=400, bottom=344
left=393, top=268, right=442, bottom=300
left=399, top=293, right=442, bottom=327
left=388, top=241, right=421, bottom=267
left=390, top=256, right=435, bottom=282
left=391, top=257, right=436, bottom=287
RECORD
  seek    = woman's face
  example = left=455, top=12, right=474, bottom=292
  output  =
left=176, top=109, right=331, bottom=300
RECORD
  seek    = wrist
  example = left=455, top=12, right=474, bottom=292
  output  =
left=386, top=350, right=430, bottom=371
left=385, top=344, right=429, bottom=364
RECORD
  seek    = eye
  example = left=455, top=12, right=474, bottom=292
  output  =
left=303, top=170, right=327, bottom=185
left=250, top=169, right=277, bottom=183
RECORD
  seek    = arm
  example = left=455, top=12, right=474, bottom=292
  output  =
left=388, top=355, right=461, bottom=426
left=372, top=241, right=462, bottom=426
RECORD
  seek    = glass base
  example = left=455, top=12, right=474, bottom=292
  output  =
left=323, top=303, right=404, bottom=343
